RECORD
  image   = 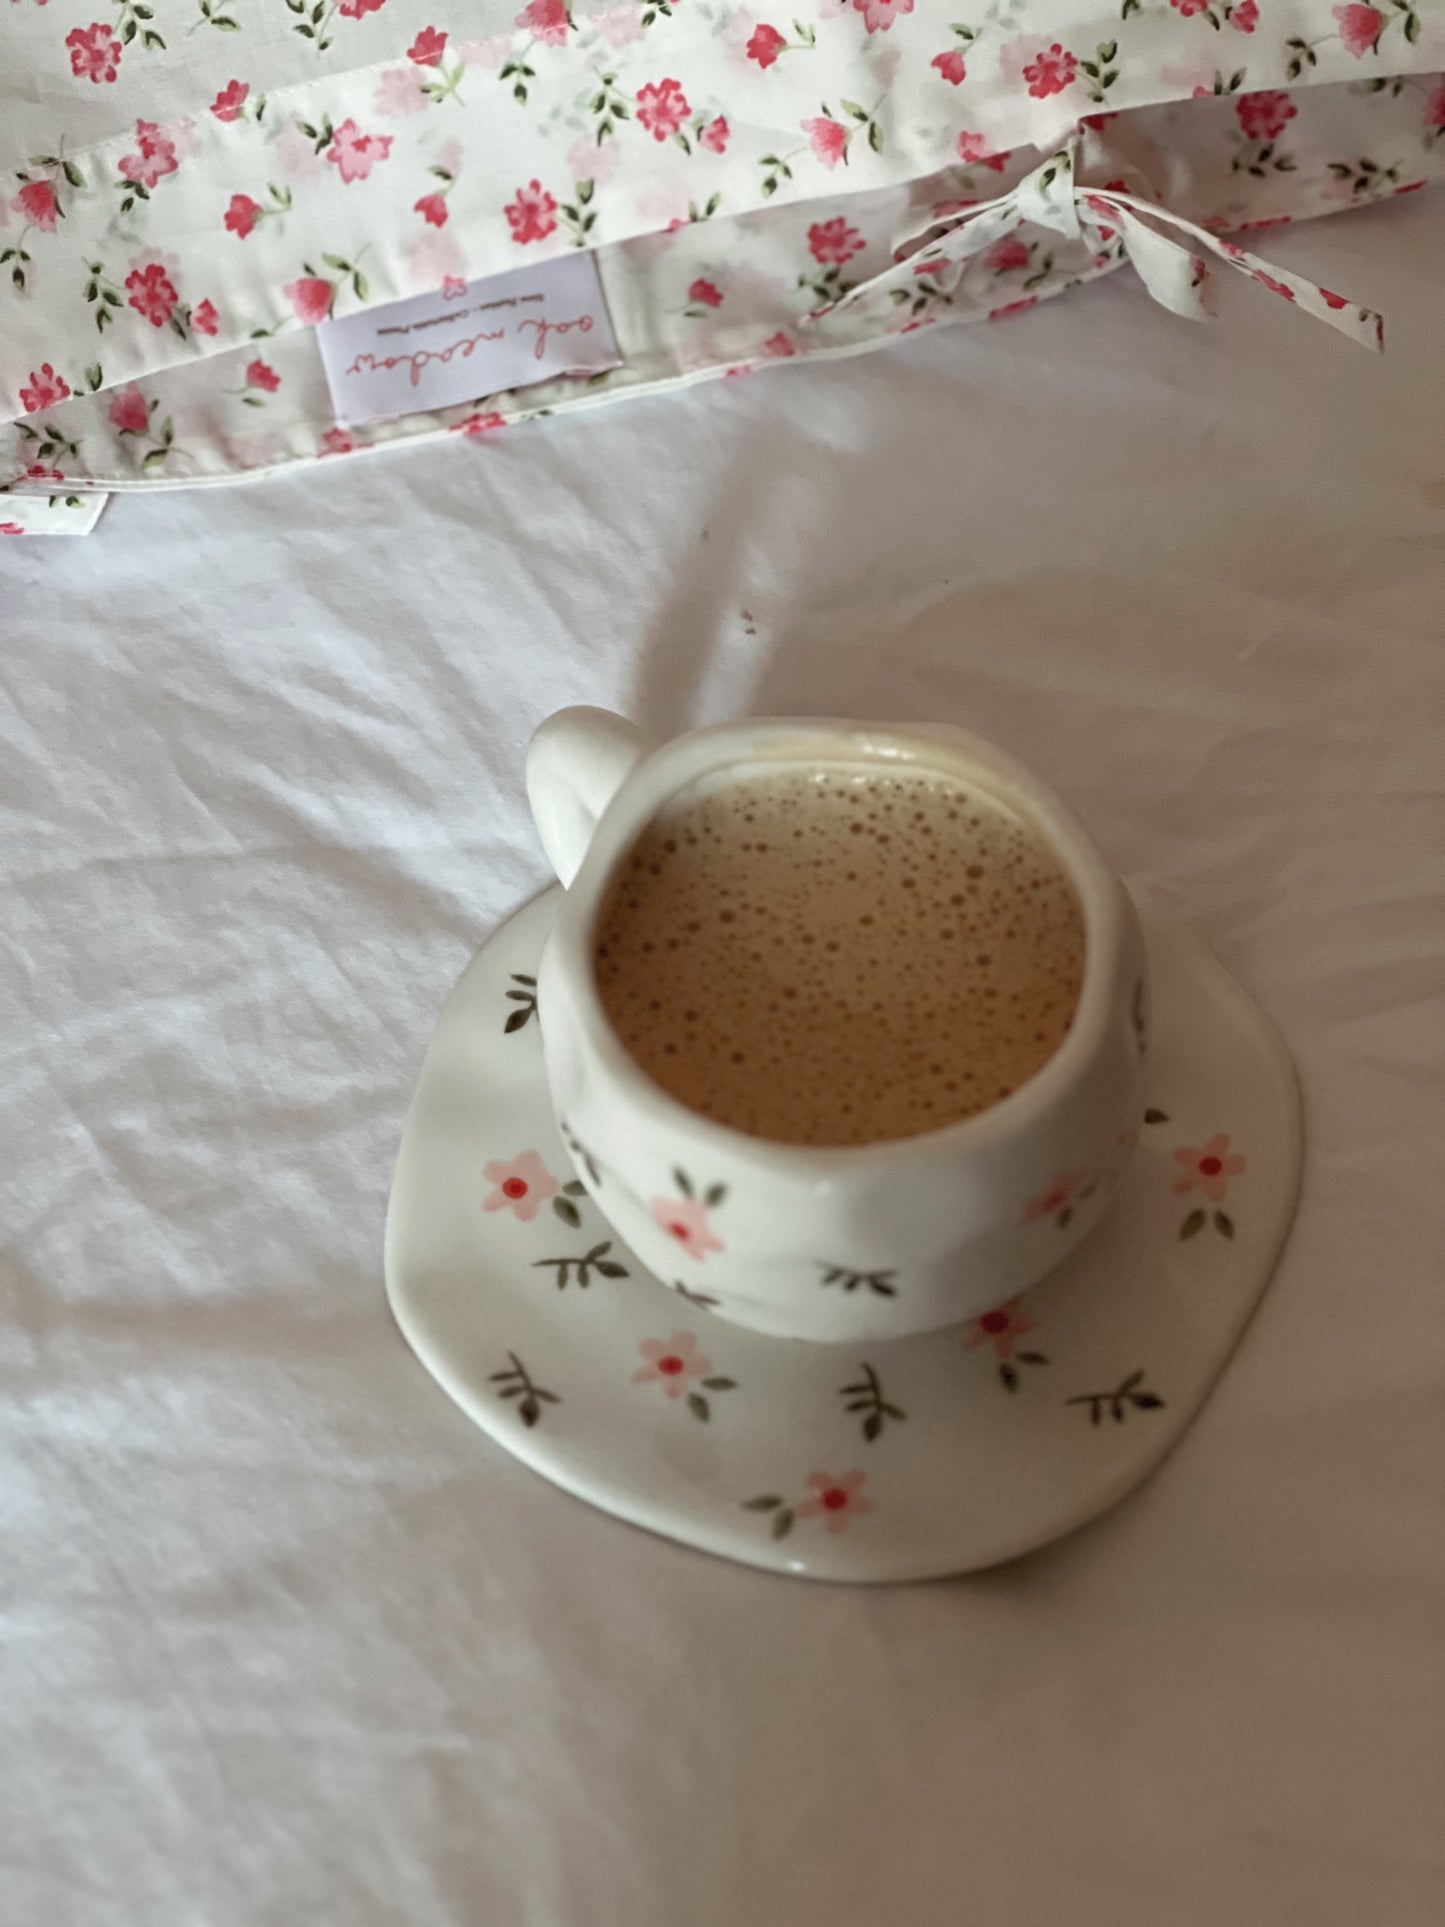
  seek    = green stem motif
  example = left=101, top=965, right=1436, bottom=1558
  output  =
left=503, top=972, right=538, bottom=1033
left=114, top=0, right=166, bottom=51
left=1077, top=40, right=1120, bottom=105
left=560, top=179, right=598, bottom=248
left=758, top=146, right=803, bottom=198
left=550, top=1179, right=587, bottom=1227
left=1180, top=1207, right=1234, bottom=1241
left=840, top=1363, right=905, bottom=1442
left=287, top=0, right=337, bottom=54
left=1326, top=157, right=1402, bottom=197
left=743, top=1494, right=796, bottom=1540
left=83, top=260, right=125, bottom=334
left=589, top=71, right=631, bottom=141
left=191, top=0, right=240, bottom=31
left=489, top=1352, right=561, bottom=1427
left=818, top=1263, right=897, bottom=1298
left=1066, top=1370, right=1165, bottom=1425
left=560, top=1122, right=601, bottom=1187
left=997, top=1348, right=1049, bottom=1395
left=673, top=1280, right=720, bottom=1311
left=500, top=37, right=538, bottom=105
left=673, top=1168, right=726, bottom=1208
left=531, top=1240, right=628, bottom=1289
left=686, top=1375, right=737, bottom=1423
left=14, top=417, right=84, bottom=465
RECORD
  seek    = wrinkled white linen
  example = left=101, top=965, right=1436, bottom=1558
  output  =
left=2, top=193, right=1443, bottom=1927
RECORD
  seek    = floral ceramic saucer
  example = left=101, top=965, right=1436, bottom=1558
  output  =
left=385, top=888, right=1301, bottom=1583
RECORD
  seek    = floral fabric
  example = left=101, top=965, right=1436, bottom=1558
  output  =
left=3, top=0, right=1443, bottom=526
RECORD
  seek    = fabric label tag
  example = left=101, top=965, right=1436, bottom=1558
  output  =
left=315, top=253, right=621, bottom=426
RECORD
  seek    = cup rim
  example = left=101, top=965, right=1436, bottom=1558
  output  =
left=549, top=716, right=1128, bottom=1168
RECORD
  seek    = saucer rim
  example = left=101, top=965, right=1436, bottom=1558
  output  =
left=385, top=887, right=1301, bottom=1583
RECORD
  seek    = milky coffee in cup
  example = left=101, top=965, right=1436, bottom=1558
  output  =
left=591, top=763, right=1085, bottom=1147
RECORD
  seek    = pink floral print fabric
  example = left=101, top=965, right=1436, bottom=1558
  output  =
left=2, top=0, right=1442, bottom=519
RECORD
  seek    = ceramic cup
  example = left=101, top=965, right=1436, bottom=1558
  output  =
left=526, top=708, right=1147, bottom=1343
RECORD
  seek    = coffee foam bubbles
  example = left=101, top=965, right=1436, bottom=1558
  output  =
left=592, top=764, right=1085, bottom=1146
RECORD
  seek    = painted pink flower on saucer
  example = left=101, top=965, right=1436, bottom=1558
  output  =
left=796, top=1470, right=873, bottom=1532
left=633, top=1331, right=712, bottom=1397
left=963, top=1300, right=1036, bottom=1361
left=1173, top=1135, right=1245, bottom=1202
left=484, top=1149, right=560, bottom=1220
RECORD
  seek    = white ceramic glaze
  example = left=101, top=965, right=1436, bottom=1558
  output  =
left=526, top=708, right=1148, bottom=1342
left=385, top=888, right=1301, bottom=1583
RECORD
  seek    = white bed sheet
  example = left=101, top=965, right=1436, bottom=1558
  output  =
left=3, top=194, right=1443, bottom=1927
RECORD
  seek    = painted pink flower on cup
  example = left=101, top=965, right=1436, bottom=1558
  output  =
left=245, top=358, right=281, bottom=394
left=13, top=180, right=59, bottom=233
left=651, top=1193, right=724, bottom=1260
left=632, top=1331, right=712, bottom=1397
left=224, top=194, right=261, bottom=239
left=327, top=121, right=393, bottom=185
left=1228, top=0, right=1258, bottom=29
left=796, top=1470, right=873, bottom=1533
left=320, top=427, right=356, bottom=456
left=803, top=115, right=848, bottom=168
left=505, top=180, right=558, bottom=244
left=636, top=78, right=691, bottom=142
left=1022, top=43, right=1078, bottom=99
left=761, top=330, right=797, bottom=356
left=517, top=0, right=570, bottom=45
left=1253, top=270, right=1295, bottom=301
left=193, top=298, right=220, bottom=336
left=1024, top=1169, right=1086, bottom=1224
left=408, top=25, right=447, bottom=64
left=19, top=364, right=70, bottom=414
left=337, top=0, right=386, bottom=15
left=1334, top=3, right=1384, bottom=56
left=1236, top=90, right=1296, bottom=143
left=415, top=192, right=449, bottom=227
left=1169, top=0, right=1209, bottom=14
left=699, top=116, right=730, bottom=155
left=1427, top=81, right=1445, bottom=131
left=747, top=23, right=786, bottom=66
left=285, top=276, right=334, bottom=324
left=853, top=0, right=912, bottom=31
left=932, top=49, right=967, bottom=84
left=963, top=1299, right=1036, bottom=1361
left=109, top=386, right=150, bottom=435
left=210, top=80, right=249, bottom=122
left=484, top=1150, right=560, bottom=1221
left=688, top=277, right=723, bottom=308
left=67, top=23, right=122, bottom=84
left=808, top=216, right=864, bottom=264
left=126, top=263, right=178, bottom=328
left=1173, top=1135, right=1245, bottom=1201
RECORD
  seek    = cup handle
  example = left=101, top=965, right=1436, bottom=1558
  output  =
left=526, top=707, right=653, bottom=887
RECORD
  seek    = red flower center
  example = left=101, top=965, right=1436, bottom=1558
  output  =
left=1199, top=1156, right=1223, bottom=1176
left=980, top=1310, right=1010, bottom=1334
left=502, top=1177, right=528, bottom=1199
left=667, top=1220, right=689, bottom=1241
left=822, top=1487, right=849, bottom=1510
left=658, top=1355, right=685, bottom=1375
